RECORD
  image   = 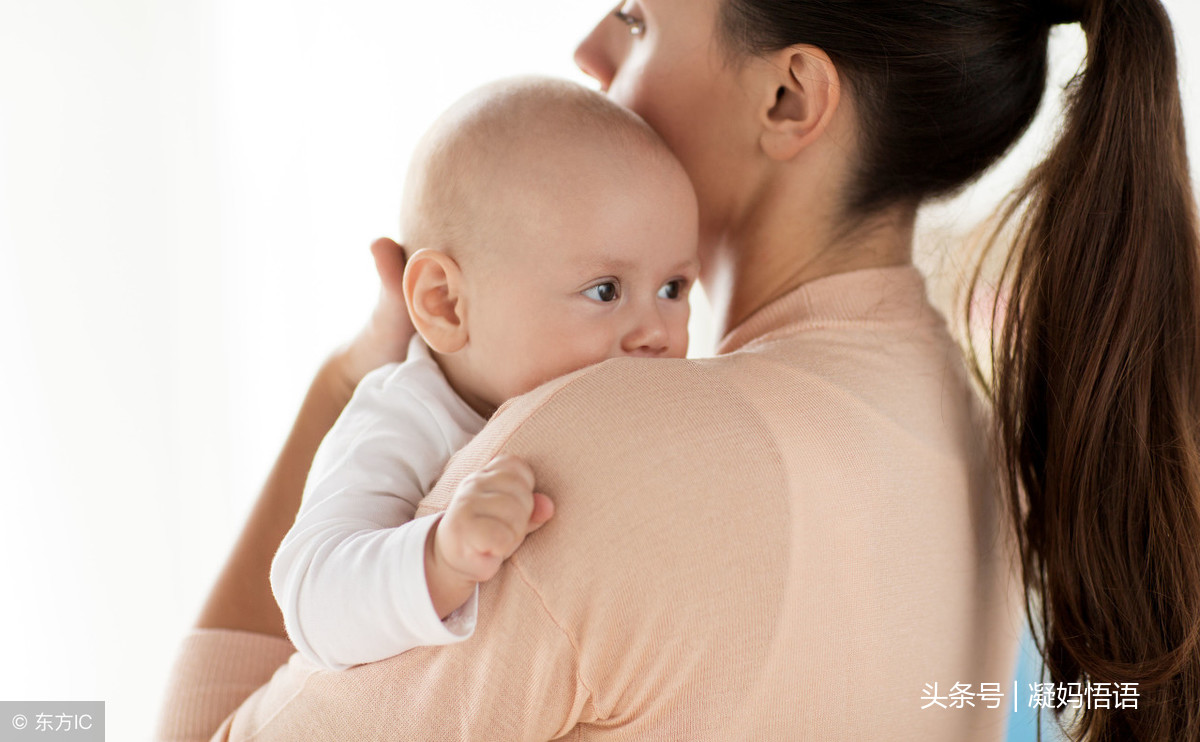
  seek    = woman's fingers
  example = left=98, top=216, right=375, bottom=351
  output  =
left=369, top=236, right=407, bottom=298
left=333, top=238, right=419, bottom=390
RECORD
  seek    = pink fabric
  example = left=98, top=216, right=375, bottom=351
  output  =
left=155, top=630, right=295, bottom=741
left=157, top=266, right=1023, bottom=741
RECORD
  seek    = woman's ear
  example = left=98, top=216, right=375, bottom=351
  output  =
left=402, top=249, right=468, bottom=354
left=758, top=45, right=841, bottom=162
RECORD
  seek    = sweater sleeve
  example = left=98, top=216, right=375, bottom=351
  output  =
left=213, top=566, right=590, bottom=742
left=269, top=338, right=485, bottom=670
left=187, top=357, right=776, bottom=741
left=154, top=630, right=296, bottom=742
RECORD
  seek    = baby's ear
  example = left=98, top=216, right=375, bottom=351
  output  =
left=402, top=249, right=468, bottom=353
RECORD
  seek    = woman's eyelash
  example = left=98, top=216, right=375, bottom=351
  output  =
left=612, top=9, right=645, bottom=36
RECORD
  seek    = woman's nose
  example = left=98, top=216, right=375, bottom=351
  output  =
left=573, top=18, right=616, bottom=91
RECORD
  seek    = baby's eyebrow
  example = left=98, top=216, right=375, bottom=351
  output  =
left=576, top=256, right=700, bottom=275
left=577, top=256, right=639, bottom=274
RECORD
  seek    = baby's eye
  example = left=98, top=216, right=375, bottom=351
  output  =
left=658, top=279, right=686, bottom=300
left=612, top=4, right=645, bottom=36
left=583, top=281, right=620, bottom=303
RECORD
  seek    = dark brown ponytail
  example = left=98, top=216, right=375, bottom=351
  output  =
left=974, top=0, right=1200, bottom=738
left=720, top=0, right=1200, bottom=738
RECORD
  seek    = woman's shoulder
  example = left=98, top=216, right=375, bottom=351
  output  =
left=494, top=354, right=756, bottom=447
left=517, top=354, right=720, bottom=406
left=416, top=355, right=775, bottom=516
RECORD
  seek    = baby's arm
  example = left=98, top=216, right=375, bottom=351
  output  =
left=270, top=340, right=484, bottom=670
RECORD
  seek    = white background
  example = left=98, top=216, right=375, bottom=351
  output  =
left=1, top=1, right=1197, bottom=739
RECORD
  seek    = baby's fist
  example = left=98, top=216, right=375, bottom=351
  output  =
left=425, top=455, right=554, bottom=616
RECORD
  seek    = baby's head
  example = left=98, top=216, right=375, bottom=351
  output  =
left=400, top=77, right=699, bottom=416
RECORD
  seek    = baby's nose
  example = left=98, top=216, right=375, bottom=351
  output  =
left=622, top=311, right=670, bottom=357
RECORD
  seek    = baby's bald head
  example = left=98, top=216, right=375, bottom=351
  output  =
left=395, top=77, right=700, bottom=415
left=399, top=76, right=681, bottom=268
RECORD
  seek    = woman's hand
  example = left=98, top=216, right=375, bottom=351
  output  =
left=329, top=237, right=418, bottom=397
left=424, top=455, right=555, bottom=618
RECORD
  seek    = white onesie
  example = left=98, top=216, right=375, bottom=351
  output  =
left=271, top=335, right=487, bottom=670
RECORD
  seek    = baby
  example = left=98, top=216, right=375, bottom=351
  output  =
left=270, top=76, right=699, bottom=670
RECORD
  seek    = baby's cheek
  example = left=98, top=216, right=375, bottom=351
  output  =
left=669, top=314, right=691, bottom=359
left=506, top=360, right=569, bottom=400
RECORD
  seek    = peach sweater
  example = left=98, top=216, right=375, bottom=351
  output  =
left=157, top=266, right=1023, bottom=741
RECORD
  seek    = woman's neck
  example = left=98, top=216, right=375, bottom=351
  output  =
left=701, top=201, right=917, bottom=341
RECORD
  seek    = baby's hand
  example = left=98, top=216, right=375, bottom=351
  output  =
left=424, top=455, right=554, bottom=618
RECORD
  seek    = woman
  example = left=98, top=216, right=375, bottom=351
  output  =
left=157, top=0, right=1200, bottom=740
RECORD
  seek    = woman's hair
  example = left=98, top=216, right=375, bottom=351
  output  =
left=721, top=0, right=1200, bottom=740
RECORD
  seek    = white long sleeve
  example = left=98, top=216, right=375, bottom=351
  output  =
left=270, top=336, right=487, bottom=670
